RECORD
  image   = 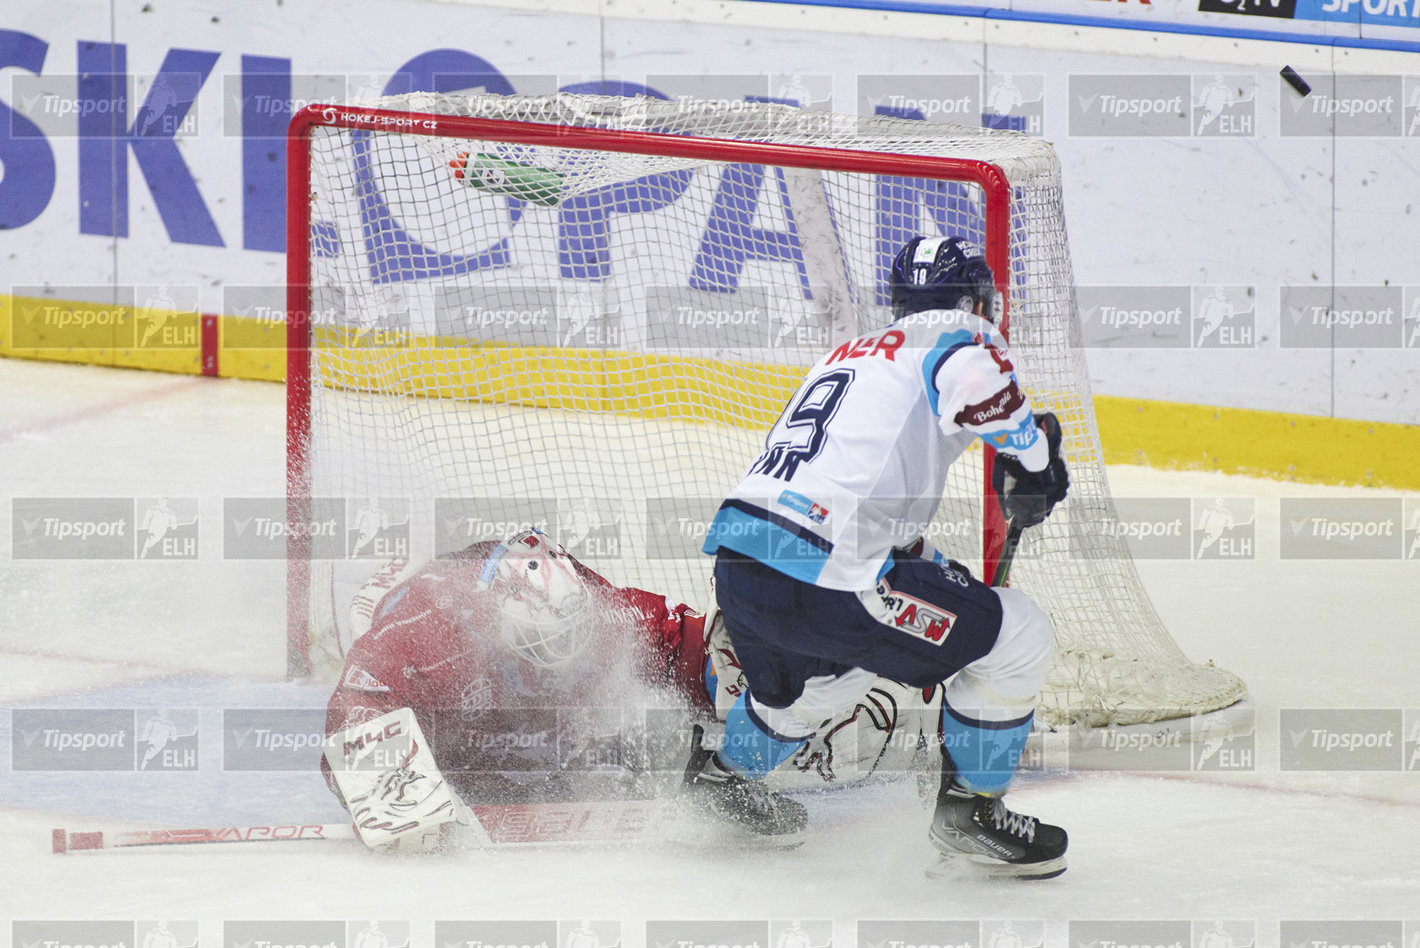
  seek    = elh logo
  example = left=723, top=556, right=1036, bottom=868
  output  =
left=1404, top=497, right=1420, bottom=561
left=1403, top=287, right=1420, bottom=350
left=1191, top=920, right=1256, bottom=948
left=558, top=921, right=622, bottom=948
left=556, top=498, right=623, bottom=560
left=1192, top=75, right=1256, bottom=137
left=1192, top=497, right=1256, bottom=560
left=983, top=74, right=1046, bottom=135
left=1191, top=708, right=1255, bottom=771
left=1192, top=286, right=1256, bottom=348
left=136, top=497, right=199, bottom=560
left=136, top=709, right=200, bottom=771
left=348, top=920, right=411, bottom=948
left=139, top=920, right=199, bottom=948
left=346, top=497, right=411, bottom=559
left=1406, top=77, right=1420, bottom=137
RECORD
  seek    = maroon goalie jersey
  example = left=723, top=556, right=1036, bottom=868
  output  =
left=324, top=541, right=710, bottom=804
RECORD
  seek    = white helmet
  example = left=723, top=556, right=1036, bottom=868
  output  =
left=482, top=529, right=593, bottom=668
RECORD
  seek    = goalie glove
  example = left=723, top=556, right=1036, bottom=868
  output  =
left=324, top=707, right=473, bottom=852
left=990, top=411, right=1068, bottom=530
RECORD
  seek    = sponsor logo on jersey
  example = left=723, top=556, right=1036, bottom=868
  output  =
left=460, top=677, right=494, bottom=717
left=955, top=381, right=1025, bottom=428
left=341, top=665, right=390, bottom=694
left=876, top=585, right=957, bottom=644
left=776, top=489, right=830, bottom=524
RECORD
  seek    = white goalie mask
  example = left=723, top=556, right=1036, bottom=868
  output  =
left=482, top=529, right=593, bottom=668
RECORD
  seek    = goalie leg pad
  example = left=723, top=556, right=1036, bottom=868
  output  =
left=324, top=707, right=468, bottom=851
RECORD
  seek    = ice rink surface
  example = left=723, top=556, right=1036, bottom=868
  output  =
left=1, top=358, right=1418, bottom=933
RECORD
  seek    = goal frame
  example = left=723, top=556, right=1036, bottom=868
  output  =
left=284, top=103, right=1019, bottom=679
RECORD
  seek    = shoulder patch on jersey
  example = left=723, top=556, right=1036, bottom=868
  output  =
left=955, top=380, right=1026, bottom=428
left=341, top=665, right=391, bottom=693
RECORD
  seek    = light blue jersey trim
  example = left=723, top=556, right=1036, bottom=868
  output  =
left=702, top=503, right=831, bottom=584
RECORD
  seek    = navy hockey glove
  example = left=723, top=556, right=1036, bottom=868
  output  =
left=991, top=412, right=1068, bottom=529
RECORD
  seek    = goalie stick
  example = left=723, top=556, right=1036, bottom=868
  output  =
left=53, top=798, right=670, bottom=854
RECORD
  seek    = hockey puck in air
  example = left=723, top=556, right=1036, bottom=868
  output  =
left=1280, top=66, right=1311, bottom=97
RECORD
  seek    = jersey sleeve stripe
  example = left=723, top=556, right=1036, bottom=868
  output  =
left=919, top=329, right=978, bottom=417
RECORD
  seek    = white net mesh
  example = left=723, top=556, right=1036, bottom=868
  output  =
left=292, top=92, right=1246, bottom=727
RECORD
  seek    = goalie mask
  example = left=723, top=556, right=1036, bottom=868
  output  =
left=889, top=235, right=998, bottom=322
left=479, top=529, right=593, bottom=669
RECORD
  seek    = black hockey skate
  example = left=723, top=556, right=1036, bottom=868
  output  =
left=682, top=725, right=807, bottom=837
left=928, top=760, right=1067, bottom=880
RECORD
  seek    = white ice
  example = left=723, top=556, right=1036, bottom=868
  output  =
left=1, top=357, right=1417, bottom=931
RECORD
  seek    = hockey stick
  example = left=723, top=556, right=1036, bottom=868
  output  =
left=989, top=518, right=1025, bottom=588
left=53, top=799, right=669, bottom=854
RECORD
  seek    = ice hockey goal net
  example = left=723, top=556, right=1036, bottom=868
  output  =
left=286, top=92, right=1246, bottom=729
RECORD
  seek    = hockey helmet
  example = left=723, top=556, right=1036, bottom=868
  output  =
left=889, top=235, right=997, bottom=321
left=481, top=528, right=593, bottom=668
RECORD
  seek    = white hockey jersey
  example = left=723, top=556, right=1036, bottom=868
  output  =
left=703, top=308, right=1048, bottom=591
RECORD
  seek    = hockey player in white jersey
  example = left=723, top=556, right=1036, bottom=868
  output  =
left=691, top=234, right=1071, bottom=879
